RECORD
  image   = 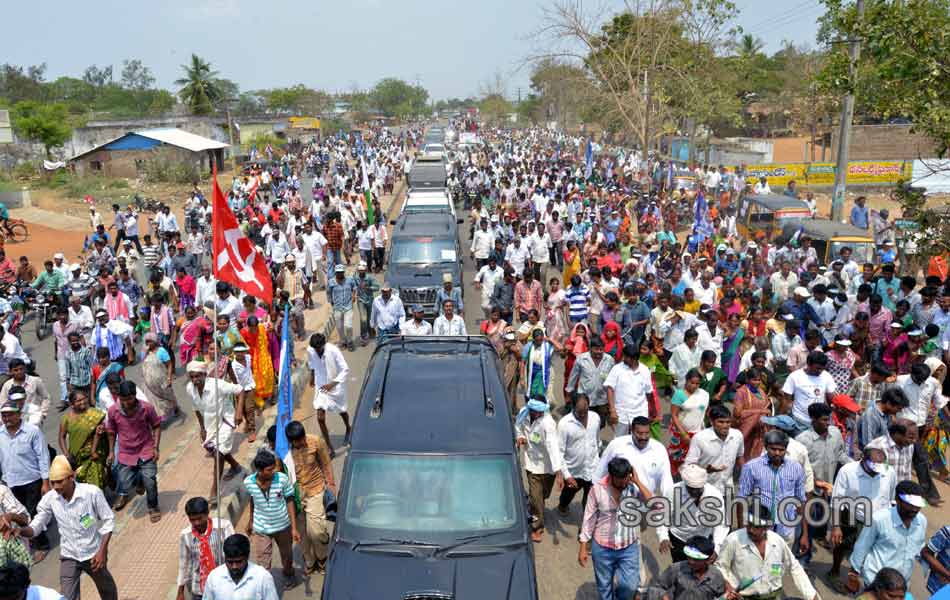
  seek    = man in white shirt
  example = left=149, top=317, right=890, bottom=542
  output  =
left=400, top=304, right=433, bottom=335
left=203, top=534, right=279, bottom=600
left=603, top=345, right=654, bottom=430
left=195, top=265, right=216, bottom=309
left=369, top=285, right=405, bottom=340
left=474, top=256, right=504, bottom=320
left=504, top=237, right=530, bottom=278
left=18, top=455, right=117, bottom=600
left=684, top=404, right=745, bottom=495
left=669, top=329, right=703, bottom=390
left=596, top=416, right=674, bottom=498
left=470, top=219, right=495, bottom=269
left=782, top=351, right=837, bottom=432
left=657, top=463, right=729, bottom=561
left=156, top=205, right=179, bottom=237
left=516, top=398, right=562, bottom=543
left=555, top=394, right=600, bottom=516
left=433, top=299, right=467, bottom=336
left=896, top=361, right=942, bottom=502
left=529, top=223, right=551, bottom=284
left=307, top=333, right=351, bottom=456
left=301, top=222, right=327, bottom=290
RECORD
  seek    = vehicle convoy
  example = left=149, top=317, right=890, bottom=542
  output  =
left=322, top=336, right=539, bottom=600
left=397, top=189, right=456, bottom=218
left=409, top=152, right=449, bottom=190
left=386, top=211, right=462, bottom=319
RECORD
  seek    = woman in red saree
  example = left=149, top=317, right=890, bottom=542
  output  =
left=176, top=304, right=212, bottom=364
left=240, top=315, right=275, bottom=408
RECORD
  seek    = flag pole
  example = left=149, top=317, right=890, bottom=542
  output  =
left=213, top=301, right=221, bottom=525
left=211, top=163, right=222, bottom=524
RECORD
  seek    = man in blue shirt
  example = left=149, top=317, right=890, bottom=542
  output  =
left=0, top=395, right=52, bottom=562
left=849, top=479, right=928, bottom=588
left=850, top=196, right=869, bottom=230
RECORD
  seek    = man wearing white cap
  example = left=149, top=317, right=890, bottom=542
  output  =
left=657, top=463, right=728, bottom=562
left=52, top=252, right=70, bottom=280
left=186, top=361, right=245, bottom=502
left=90, top=308, right=134, bottom=366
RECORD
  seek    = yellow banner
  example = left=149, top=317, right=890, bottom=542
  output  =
left=288, top=116, right=321, bottom=130
left=744, top=161, right=912, bottom=187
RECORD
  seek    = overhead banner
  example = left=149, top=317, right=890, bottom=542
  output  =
left=744, top=160, right=912, bottom=187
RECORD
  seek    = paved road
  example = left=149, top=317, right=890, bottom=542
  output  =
left=277, top=206, right=949, bottom=600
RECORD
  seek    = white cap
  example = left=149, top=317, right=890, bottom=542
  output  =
left=793, top=286, right=811, bottom=297
left=53, top=253, right=64, bottom=260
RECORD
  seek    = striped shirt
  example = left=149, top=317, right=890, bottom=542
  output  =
left=244, top=471, right=294, bottom=535
left=579, top=475, right=643, bottom=549
left=737, top=456, right=806, bottom=539
left=872, top=434, right=913, bottom=482
left=141, top=244, right=162, bottom=268
left=565, top=285, right=591, bottom=320
left=177, top=518, right=234, bottom=596
left=65, top=346, right=93, bottom=387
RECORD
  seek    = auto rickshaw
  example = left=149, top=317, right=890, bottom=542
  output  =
left=780, top=220, right=876, bottom=264
left=736, top=194, right=811, bottom=240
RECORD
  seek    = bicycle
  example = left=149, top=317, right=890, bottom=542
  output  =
left=0, top=219, right=30, bottom=243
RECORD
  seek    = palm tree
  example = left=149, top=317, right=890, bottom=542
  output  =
left=738, top=34, right=765, bottom=59
left=175, top=54, right=222, bottom=115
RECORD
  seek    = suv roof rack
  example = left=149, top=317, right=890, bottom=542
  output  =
left=478, top=347, right=495, bottom=417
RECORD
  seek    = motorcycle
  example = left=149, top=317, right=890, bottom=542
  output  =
left=29, top=291, right=54, bottom=340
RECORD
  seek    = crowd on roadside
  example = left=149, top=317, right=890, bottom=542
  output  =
left=0, top=126, right=418, bottom=599
left=387, top=126, right=949, bottom=600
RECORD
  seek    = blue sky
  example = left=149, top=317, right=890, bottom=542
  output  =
left=4, top=0, right=824, bottom=101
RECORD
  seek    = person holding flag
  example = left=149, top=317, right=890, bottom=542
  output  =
left=360, top=154, right=375, bottom=226
left=185, top=361, right=245, bottom=504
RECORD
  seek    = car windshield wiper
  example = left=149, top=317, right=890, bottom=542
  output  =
left=434, top=530, right=520, bottom=556
left=352, top=537, right=438, bottom=551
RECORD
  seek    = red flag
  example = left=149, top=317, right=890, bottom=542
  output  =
left=212, top=169, right=273, bottom=304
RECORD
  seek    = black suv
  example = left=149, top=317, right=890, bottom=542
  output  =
left=322, top=337, right=539, bottom=600
left=386, top=212, right=463, bottom=319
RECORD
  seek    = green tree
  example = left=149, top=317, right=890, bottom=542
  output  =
left=370, top=78, right=429, bottom=118
left=82, top=65, right=113, bottom=89
left=818, top=0, right=950, bottom=155
left=479, top=94, right=513, bottom=125
left=0, top=63, right=47, bottom=104
left=120, top=59, right=155, bottom=90
left=174, top=54, right=222, bottom=115
left=10, top=101, right=72, bottom=157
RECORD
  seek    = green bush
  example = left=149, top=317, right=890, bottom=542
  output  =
left=49, top=174, right=130, bottom=198
left=12, top=162, right=37, bottom=180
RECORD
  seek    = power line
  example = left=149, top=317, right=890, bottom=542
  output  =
left=741, top=0, right=820, bottom=35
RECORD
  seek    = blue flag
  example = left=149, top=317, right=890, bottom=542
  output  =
left=693, top=189, right=713, bottom=241
left=274, top=306, right=295, bottom=484
left=584, top=139, right=593, bottom=180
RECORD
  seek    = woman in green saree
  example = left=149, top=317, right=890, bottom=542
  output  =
left=58, top=389, right=109, bottom=489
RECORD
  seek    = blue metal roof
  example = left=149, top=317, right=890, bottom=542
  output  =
left=103, top=134, right=161, bottom=151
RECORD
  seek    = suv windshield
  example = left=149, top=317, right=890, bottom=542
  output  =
left=391, top=238, right=456, bottom=264
left=343, top=454, right=518, bottom=538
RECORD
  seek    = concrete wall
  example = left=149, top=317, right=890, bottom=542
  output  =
left=0, top=190, right=31, bottom=208
left=73, top=146, right=208, bottom=178
left=723, top=137, right=774, bottom=163
left=67, top=116, right=232, bottom=159
left=831, top=124, right=939, bottom=161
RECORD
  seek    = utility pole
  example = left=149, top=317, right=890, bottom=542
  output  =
left=831, top=0, right=864, bottom=222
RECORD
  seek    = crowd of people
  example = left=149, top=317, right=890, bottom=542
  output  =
left=0, top=119, right=949, bottom=600
left=0, top=126, right=416, bottom=599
